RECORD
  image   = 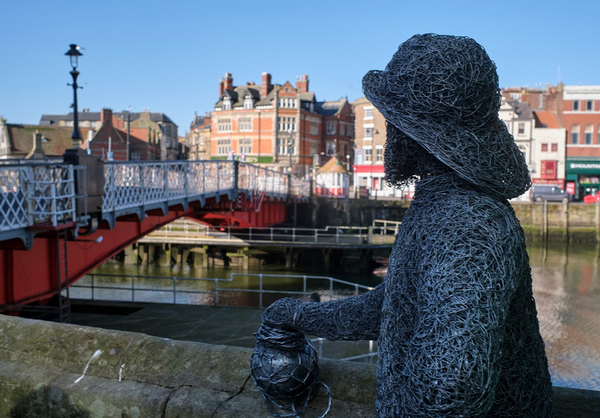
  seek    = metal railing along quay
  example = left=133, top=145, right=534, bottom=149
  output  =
left=140, top=219, right=400, bottom=247
left=70, top=272, right=375, bottom=309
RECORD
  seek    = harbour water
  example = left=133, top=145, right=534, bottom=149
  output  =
left=86, top=242, right=600, bottom=391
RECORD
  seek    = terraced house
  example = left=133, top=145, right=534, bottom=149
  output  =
left=210, top=72, right=354, bottom=176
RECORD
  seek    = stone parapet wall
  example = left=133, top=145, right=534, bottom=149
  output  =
left=0, top=315, right=598, bottom=417
left=0, top=315, right=375, bottom=417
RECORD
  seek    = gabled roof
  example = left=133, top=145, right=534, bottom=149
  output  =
left=318, top=156, right=348, bottom=174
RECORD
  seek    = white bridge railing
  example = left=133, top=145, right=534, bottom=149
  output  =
left=0, top=164, right=76, bottom=233
left=1, top=160, right=309, bottom=239
left=102, top=160, right=303, bottom=214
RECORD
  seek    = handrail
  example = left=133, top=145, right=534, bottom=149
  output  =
left=1, top=164, right=76, bottom=231
left=141, top=220, right=397, bottom=246
left=70, top=272, right=374, bottom=309
left=1, top=160, right=311, bottom=237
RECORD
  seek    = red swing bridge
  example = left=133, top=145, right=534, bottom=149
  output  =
left=0, top=156, right=309, bottom=321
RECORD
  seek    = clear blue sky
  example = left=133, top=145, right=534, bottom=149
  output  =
left=1, top=0, right=599, bottom=135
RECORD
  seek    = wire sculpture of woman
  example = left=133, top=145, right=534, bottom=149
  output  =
left=259, top=34, right=554, bottom=417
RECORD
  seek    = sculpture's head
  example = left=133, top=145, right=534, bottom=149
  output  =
left=363, top=33, right=530, bottom=199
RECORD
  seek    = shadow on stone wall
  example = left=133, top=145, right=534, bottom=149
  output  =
left=9, top=388, right=91, bottom=418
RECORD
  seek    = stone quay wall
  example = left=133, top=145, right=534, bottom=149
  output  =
left=1, top=314, right=599, bottom=417
left=305, top=197, right=600, bottom=243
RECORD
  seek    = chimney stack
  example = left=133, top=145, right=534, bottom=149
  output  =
left=219, top=78, right=224, bottom=97
left=261, top=72, right=272, bottom=98
left=296, top=74, right=309, bottom=94
left=224, top=72, right=233, bottom=91
left=101, top=108, right=113, bottom=123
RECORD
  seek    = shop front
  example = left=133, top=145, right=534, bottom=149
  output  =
left=565, top=159, right=600, bottom=201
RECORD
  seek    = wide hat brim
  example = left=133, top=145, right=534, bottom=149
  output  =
left=362, top=35, right=531, bottom=199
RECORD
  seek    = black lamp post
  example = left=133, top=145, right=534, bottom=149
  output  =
left=65, top=44, right=83, bottom=148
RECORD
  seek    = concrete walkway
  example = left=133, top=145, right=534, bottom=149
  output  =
left=70, top=300, right=378, bottom=363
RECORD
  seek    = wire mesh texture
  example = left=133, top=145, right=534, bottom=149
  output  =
left=256, top=34, right=553, bottom=417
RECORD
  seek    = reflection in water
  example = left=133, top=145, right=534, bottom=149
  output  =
left=91, top=243, right=600, bottom=391
left=529, top=242, right=600, bottom=390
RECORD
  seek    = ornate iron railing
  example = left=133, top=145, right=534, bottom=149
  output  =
left=0, top=164, right=76, bottom=232
left=1, top=160, right=310, bottom=238
left=102, top=160, right=302, bottom=214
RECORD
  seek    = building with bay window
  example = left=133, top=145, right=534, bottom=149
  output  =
left=210, top=72, right=354, bottom=177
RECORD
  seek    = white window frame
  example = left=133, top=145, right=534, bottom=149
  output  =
left=244, top=96, right=254, bottom=110
left=309, top=121, right=319, bottom=135
left=277, top=117, right=296, bottom=132
left=222, top=97, right=232, bottom=111
left=239, top=117, right=252, bottom=132
left=585, top=125, right=593, bottom=144
left=571, top=125, right=580, bottom=144
left=217, top=139, right=231, bottom=155
left=277, top=137, right=296, bottom=155
left=586, top=100, right=594, bottom=111
left=239, top=138, right=252, bottom=154
left=518, top=122, right=525, bottom=135
left=217, top=119, right=232, bottom=132
left=364, top=106, right=374, bottom=120
left=326, top=121, right=336, bottom=135
left=572, top=101, right=580, bottom=111
left=326, top=141, right=336, bottom=156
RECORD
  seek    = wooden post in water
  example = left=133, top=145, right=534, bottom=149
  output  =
left=596, top=201, right=600, bottom=243
left=562, top=199, right=569, bottom=243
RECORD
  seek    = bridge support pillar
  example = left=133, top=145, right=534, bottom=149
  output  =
left=181, top=248, right=190, bottom=266
left=226, top=247, right=250, bottom=270
left=322, top=249, right=331, bottom=271
left=190, top=246, right=210, bottom=268
left=285, top=248, right=294, bottom=269
left=124, top=245, right=139, bottom=265
left=359, top=249, right=374, bottom=274
left=157, top=245, right=171, bottom=267
left=146, top=245, right=156, bottom=265
left=171, top=246, right=180, bottom=266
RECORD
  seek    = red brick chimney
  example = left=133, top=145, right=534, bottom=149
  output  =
left=224, top=72, right=233, bottom=91
left=219, top=78, right=224, bottom=97
left=261, top=72, right=272, bottom=98
left=296, top=74, right=309, bottom=93
left=101, top=108, right=113, bottom=124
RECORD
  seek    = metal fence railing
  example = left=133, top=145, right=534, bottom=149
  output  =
left=1, top=163, right=76, bottom=231
left=70, top=272, right=375, bottom=309
left=140, top=218, right=398, bottom=246
left=102, top=160, right=310, bottom=214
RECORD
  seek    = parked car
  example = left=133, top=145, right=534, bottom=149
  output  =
left=531, top=185, right=573, bottom=202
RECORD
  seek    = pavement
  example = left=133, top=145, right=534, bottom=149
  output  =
left=70, top=300, right=378, bottom=363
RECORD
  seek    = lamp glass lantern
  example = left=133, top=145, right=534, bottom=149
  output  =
left=65, top=44, right=82, bottom=70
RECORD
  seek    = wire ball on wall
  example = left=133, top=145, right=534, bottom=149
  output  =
left=251, top=34, right=554, bottom=417
left=251, top=323, right=331, bottom=417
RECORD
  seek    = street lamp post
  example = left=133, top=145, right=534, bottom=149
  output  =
left=65, top=44, right=83, bottom=148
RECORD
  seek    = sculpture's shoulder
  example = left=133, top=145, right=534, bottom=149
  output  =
left=398, top=187, right=524, bottom=259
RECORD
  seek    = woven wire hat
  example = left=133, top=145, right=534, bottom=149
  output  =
left=363, top=33, right=531, bottom=199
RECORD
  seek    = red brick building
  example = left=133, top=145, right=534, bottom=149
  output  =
left=210, top=72, right=354, bottom=176
left=81, top=108, right=160, bottom=161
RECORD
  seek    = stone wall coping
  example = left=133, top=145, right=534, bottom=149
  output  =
left=0, top=314, right=598, bottom=417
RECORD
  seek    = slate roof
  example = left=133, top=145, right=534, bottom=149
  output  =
left=6, top=124, right=93, bottom=157
left=40, top=111, right=177, bottom=126
left=507, top=100, right=533, bottom=120
left=316, top=100, right=346, bottom=116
